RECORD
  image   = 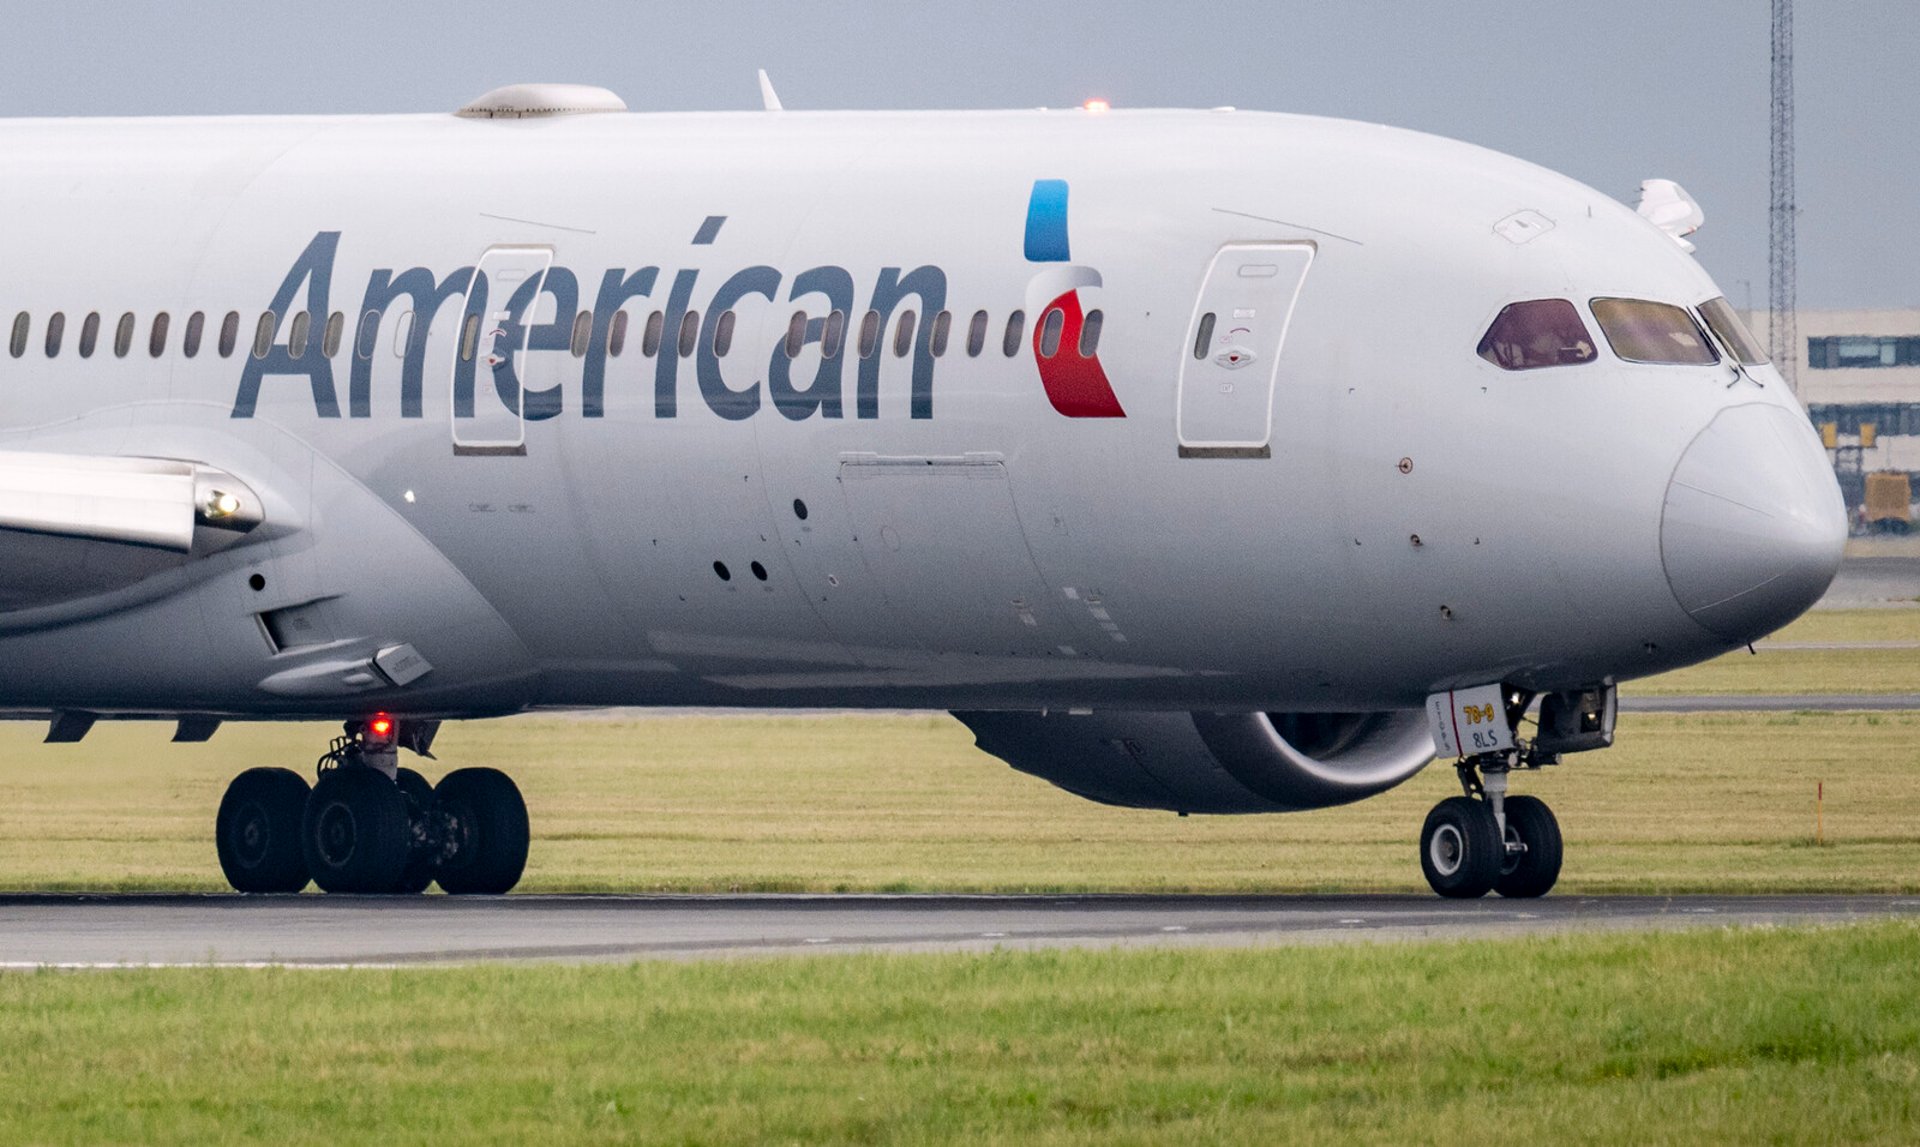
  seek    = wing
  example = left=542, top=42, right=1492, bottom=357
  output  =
left=0, top=451, right=261, bottom=611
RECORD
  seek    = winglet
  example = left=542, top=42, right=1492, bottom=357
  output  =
left=758, top=69, right=784, bottom=112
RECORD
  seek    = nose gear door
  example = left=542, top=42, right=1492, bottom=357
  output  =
left=1177, top=243, right=1314, bottom=458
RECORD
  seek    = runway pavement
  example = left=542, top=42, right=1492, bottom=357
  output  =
left=1621, top=693, right=1920, bottom=711
left=0, top=893, right=1913, bottom=967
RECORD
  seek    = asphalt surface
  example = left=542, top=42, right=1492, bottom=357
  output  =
left=1622, top=693, right=1920, bottom=711
left=0, top=893, right=1912, bottom=967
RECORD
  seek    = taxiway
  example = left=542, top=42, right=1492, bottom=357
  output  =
left=0, top=893, right=1911, bottom=967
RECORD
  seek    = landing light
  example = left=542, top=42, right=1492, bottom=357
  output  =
left=204, top=491, right=242, bottom=519
left=1083, top=98, right=1111, bottom=114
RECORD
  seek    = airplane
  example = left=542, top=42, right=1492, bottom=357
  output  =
left=0, top=82, right=1845, bottom=899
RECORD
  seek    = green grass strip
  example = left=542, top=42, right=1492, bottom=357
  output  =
left=4, top=921, right=1918, bottom=1144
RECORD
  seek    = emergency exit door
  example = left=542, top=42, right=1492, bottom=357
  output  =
left=451, top=245, right=552, bottom=456
left=1177, top=243, right=1315, bottom=458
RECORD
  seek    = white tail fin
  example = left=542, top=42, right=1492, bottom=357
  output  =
left=757, top=69, right=784, bottom=112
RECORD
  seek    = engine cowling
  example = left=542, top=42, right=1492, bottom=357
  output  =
left=952, top=709, right=1437, bottom=814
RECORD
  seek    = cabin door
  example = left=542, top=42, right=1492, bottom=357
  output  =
left=1177, top=243, right=1314, bottom=458
left=450, top=245, right=552, bottom=456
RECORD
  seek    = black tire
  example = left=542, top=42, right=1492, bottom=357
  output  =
left=301, top=767, right=410, bottom=894
left=1494, top=795, right=1564, bottom=899
left=393, top=767, right=437, bottom=895
left=433, top=767, right=529, bottom=895
left=216, top=767, right=312, bottom=893
left=1420, top=795, right=1502, bottom=899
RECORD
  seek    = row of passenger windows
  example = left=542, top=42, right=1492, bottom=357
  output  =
left=8, top=304, right=1106, bottom=364
left=1476, top=295, right=1768, bottom=372
left=7, top=309, right=271, bottom=361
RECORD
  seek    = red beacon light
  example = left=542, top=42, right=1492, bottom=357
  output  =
left=369, top=714, right=394, bottom=738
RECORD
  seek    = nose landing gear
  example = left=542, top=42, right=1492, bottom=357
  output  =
left=1418, top=757, right=1565, bottom=899
left=1416, top=684, right=1610, bottom=899
left=214, top=717, right=529, bottom=895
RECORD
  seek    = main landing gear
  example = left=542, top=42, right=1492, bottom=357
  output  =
left=1416, top=684, right=1615, bottom=900
left=215, top=716, right=529, bottom=895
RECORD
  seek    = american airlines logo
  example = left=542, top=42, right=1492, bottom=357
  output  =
left=232, top=183, right=1124, bottom=424
left=1022, top=179, right=1126, bottom=418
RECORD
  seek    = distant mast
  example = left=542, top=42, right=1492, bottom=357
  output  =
left=1769, top=0, right=1798, bottom=394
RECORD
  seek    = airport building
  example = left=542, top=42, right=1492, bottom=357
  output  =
left=1744, top=308, right=1920, bottom=525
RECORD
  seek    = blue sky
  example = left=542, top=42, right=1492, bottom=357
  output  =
left=1, top=1, right=1910, bottom=308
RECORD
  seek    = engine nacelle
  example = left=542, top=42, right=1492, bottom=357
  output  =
left=953, top=709, right=1437, bottom=814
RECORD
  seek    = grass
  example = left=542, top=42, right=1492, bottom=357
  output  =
left=1757, top=608, right=1920, bottom=644
left=2, top=922, right=1918, bottom=1144
left=2, top=708, right=1917, bottom=894
left=1630, top=607, right=1920, bottom=695
left=1633, top=647, right=1920, bottom=695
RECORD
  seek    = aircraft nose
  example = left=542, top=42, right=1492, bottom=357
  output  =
left=1660, top=403, right=1847, bottom=643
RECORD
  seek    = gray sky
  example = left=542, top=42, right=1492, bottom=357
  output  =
left=1, top=1, right=1911, bottom=309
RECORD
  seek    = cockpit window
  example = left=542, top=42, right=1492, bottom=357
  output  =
left=1696, top=296, right=1769, bottom=365
left=1476, top=299, right=1597, bottom=370
left=1589, top=298, right=1719, bottom=365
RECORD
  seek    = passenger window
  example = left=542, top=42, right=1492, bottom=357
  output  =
left=822, top=310, right=847, bottom=358
left=323, top=311, right=344, bottom=358
left=1079, top=309, right=1104, bottom=357
left=677, top=310, right=700, bottom=358
left=9, top=312, right=27, bottom=358
left=1476, top=299, right=1596, bottom=370
left=286, top=311, right=309, bottom=359
left=251, top=313, right=275, bottom=360
left=219, top=311, right=240, bottom=358
left=44, top=312, right=64, bottom=358
left=116, top=313, right=137, bottom=358
left=1039, top=308, right=1065, bottom=357
left=858, top=310, right=881, bottom=359
left=893, top=310, right=916, bottom=358
left=1697, top=297, right=1768, bottom=365
left=642, top=310, right=663, bottom=357
left=1192, top=312, right=1216, bottom=359
left=608, top=310, right=629, bottom=357
left=354, top=312, right=379, bottom=360
left=1589, top=298, right=1717, bottom=365
left=391, top=311, right=413, bottom=358
left=79, top=312, right=100, bottom=358
left=1002, top=310, right=1025, bottom=357
left=930, top=310, right=951, bottom=357
left=713, top=310, right=735, bottom=357
left=149, top=312, right=171, bottom=358
left=571, top=310, right=592, bottom=357
left=967, top=310, right=988, bottom=357
left=784, top=311, right=807, bottom=359
left=183, top=311, right=205, bottom=359
left=459, top=313, right=479, bottom=362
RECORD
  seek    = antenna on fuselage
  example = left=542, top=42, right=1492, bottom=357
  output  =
left=757, top=69, right=784, bottom=112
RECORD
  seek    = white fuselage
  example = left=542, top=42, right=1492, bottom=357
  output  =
left=0, top=107, right=1843, bottom=718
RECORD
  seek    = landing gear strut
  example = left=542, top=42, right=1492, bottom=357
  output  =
left=1417, top=684, right=1611, bottom=899
left=214, top=716, right=529, bottom=895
